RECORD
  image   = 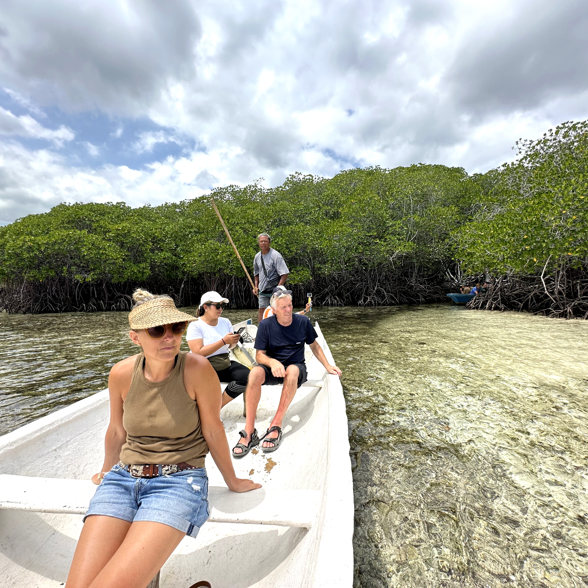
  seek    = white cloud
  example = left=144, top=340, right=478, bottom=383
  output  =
left=3, top=88, right=46, bottom=118
left=82, top=141, right=100, bottom=157
left=0, top=0, right=587, bottom=224
left=0, top=0, right=201, bottom=114
left=0, top=107, right=74, bottom=146
left=0, top=141, right=183, bottom=224
left=132, top=131, right=183, bottom=154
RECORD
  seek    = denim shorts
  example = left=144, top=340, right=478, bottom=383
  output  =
left=259, top=362, right=307, bottom=387
left=84, top=464, right=209, bottom=538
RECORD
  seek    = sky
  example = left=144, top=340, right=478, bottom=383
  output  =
left=0, top=0, right=587, bottom=225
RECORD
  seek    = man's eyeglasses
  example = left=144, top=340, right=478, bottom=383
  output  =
left=206, top=302, right=227, bottom=310
left=145, top=322, right=188, bottom=339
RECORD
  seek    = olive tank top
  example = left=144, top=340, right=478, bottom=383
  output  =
left=119, top=351, right=208, bottom=467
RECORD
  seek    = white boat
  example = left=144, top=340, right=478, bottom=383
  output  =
left=0, top=323, right=353, bottom=588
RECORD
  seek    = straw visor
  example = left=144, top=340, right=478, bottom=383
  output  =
left=128, top=297, right=197, bottom=330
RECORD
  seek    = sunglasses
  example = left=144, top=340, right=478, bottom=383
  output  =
left=145, top=322, right=188, bottom=339
left=273, top=289, right=292, bottom=297
left=206, top=302, right=227, bottom=310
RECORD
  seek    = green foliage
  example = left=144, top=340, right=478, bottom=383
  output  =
left=455, top=120, right=588, bottom=273
left=0, top=202, right=182, bottom=284
left=2, top=119, right=587, bottom=313
left=0, top=165, right=483, bottom=297
left=172, top=166, right=474, bottom=285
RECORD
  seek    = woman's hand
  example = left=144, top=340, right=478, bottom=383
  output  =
left=91, top=472, right=106, bottom=485
left=227, top=478, right=262, bottom=493
left=224, top=332, right=241, bottom=345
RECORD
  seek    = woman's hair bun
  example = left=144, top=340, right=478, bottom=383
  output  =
left=131, top=288, right=173, bottom=308
left=132, top=288, right=155, bottom=305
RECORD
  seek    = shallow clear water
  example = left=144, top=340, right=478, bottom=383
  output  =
left=1, top=304, right=587, bottom=587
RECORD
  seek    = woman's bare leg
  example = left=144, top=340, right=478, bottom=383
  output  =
left=88, top=520, right=185, bottom=588
left=66, top=515, right=131, bottom=588
left=66, top=518, right=186, bottom=588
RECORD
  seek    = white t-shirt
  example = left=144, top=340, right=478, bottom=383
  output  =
left=186, top=317, right=233, bottom=357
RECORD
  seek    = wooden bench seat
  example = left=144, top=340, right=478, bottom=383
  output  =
left=0, top=474, right=319, bottom=529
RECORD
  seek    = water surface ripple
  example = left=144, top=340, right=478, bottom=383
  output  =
left=1, top=305, right=587, bottom=587
left=317, top=305, right=588, bottom=588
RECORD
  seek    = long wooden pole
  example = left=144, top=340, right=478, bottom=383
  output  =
left=210, top=198, right=256, bottom=290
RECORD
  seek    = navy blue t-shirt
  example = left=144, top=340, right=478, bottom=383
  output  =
left=254, top=314, right=317, bottom=367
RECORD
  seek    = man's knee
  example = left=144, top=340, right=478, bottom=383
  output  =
left=284, top=364, right=300, bottom=381
left=249, top=366, right=266, bottom=385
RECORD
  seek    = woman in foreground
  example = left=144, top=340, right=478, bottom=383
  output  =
left=66, top=289, right=260, bottom=588
left=187, top=291, right=250, bottom=407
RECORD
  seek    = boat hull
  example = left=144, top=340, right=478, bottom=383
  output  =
left=446, top=293, right=476, bottom=304
left=0, top=324, right=353, bottom=588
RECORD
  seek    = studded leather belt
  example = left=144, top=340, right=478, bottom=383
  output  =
left=118, top=461, right=199, bottom=478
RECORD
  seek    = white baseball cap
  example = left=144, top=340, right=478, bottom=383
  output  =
left=199, top=291, right=229, bottom=307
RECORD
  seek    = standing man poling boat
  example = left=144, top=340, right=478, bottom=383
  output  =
left=232, top=288, right=341, bottom=457
left=252, top=233, right=289, bottom=324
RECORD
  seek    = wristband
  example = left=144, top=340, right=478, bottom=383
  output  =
left=221, top=337, right=226, bottom=345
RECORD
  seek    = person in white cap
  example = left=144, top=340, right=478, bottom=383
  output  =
left=186, top=291, right=250, bottom=407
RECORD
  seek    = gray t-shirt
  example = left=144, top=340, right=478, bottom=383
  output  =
left=253, top=248, right=289, bottom=293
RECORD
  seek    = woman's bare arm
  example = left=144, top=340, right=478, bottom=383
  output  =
left=91, top=356, right=135, bottom=484
left=185, top=354, right=261, bottom=493
left=188, top=335, right=239, bottom=357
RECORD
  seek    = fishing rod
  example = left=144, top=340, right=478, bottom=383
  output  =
left=210, top=197, right=256, bottom=292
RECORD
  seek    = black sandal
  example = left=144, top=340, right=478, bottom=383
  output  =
left=232, top=429, right=259, bottom=459
left=261, top=426, right=283, bottom=453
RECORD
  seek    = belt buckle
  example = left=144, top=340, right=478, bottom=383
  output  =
left=144, top=464, right=158, bottom=478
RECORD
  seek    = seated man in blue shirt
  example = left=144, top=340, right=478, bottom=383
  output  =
left=232, top=288, right=342, bottom=457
